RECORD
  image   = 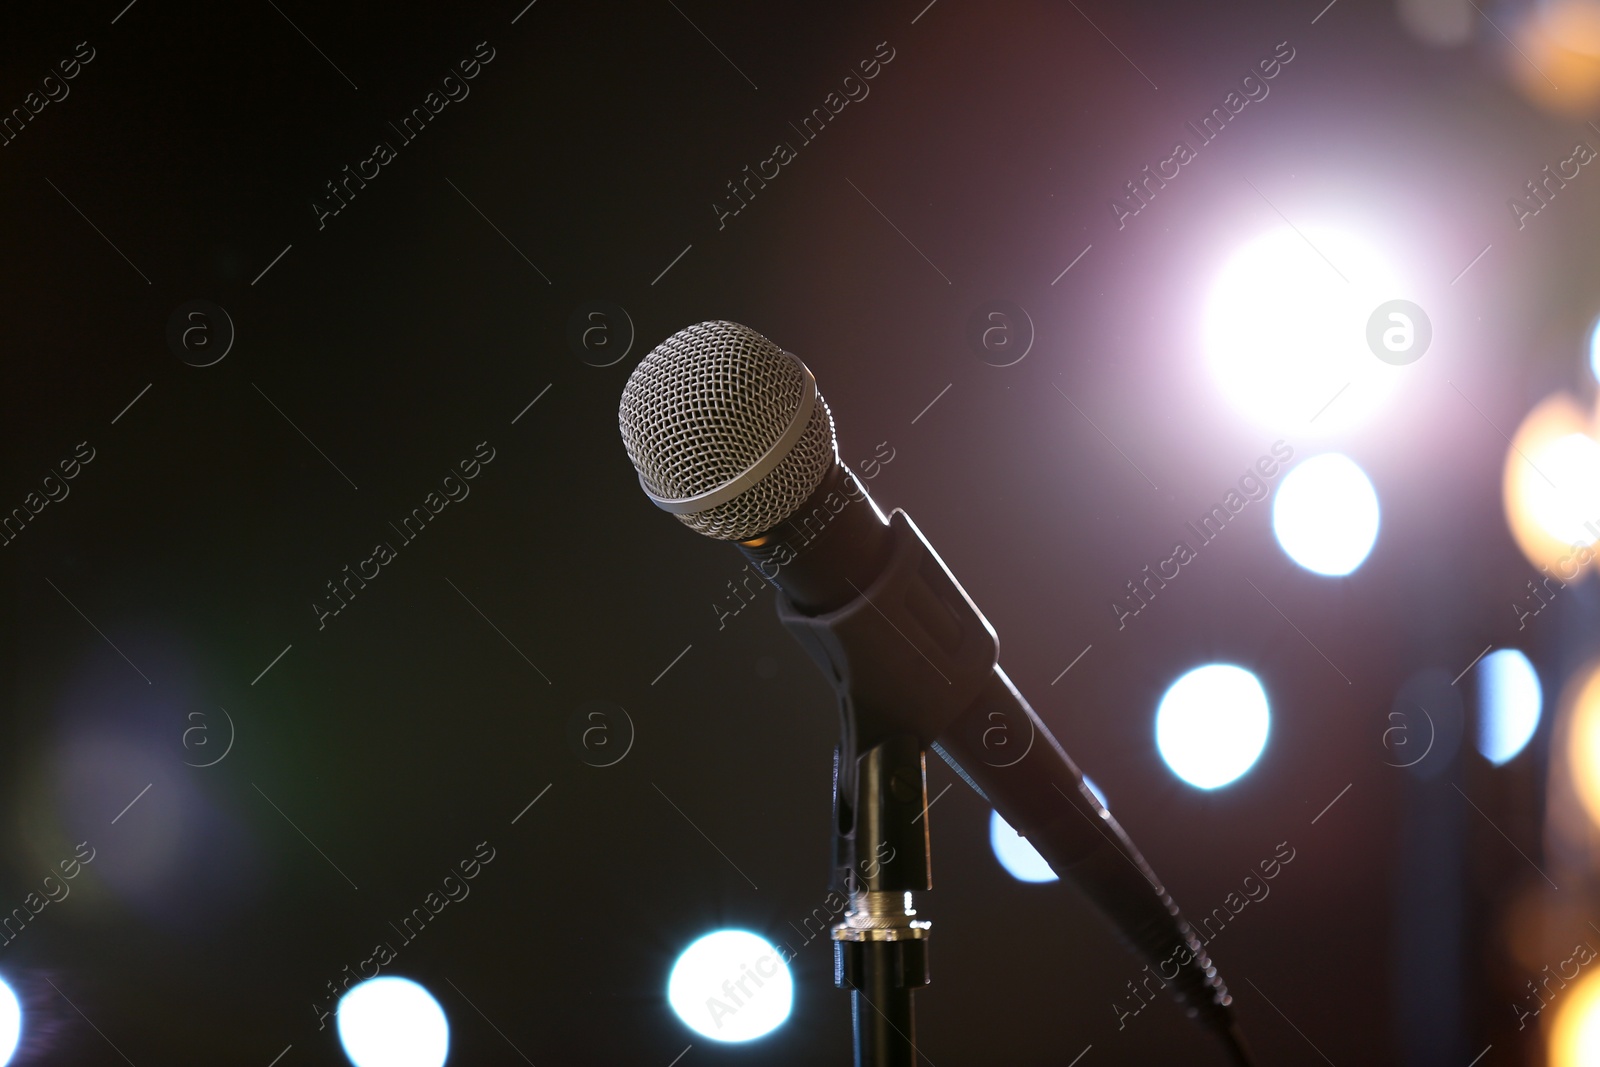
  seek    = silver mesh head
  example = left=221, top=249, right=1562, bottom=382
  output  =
left=618, top=321, right=837, bottom=541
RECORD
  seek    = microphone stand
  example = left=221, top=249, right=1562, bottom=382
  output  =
left=829, top=732, right=932, bottom=1067
left=747, top=477, right=1254, bottom=1066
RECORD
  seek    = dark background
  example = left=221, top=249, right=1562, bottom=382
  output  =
left=0, top=0, right=1597, bottom=1064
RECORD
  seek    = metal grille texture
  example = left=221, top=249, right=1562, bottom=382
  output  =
left=618, top=321, right=836, bottom=540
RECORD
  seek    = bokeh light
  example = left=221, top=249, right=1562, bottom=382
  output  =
left=1272, top=453, right=1382, bottom=576
left=337, top=977, right=449, bottom=1067
left=1204, top=225, right=1407, bottom=436
left=1155, top=664, right=1271, bottom=789
left=1590, top=314, right=1600, bottom=383
left=989, top=810, right=1059, bottom=883
left=667, top=930, right=793, bottom=1042
left=1566, top=662, right=1600, bottom=829
left=1508, top=0, right=1600, bottom=114
left=0, top=978, right=19, bottom=1067
left=1548, top=966, right=1600, bottom=1067
left=1397, top=0, right=1474, bottom=47
left=1504, top=393, right=1600, bottom=574
left=1526, top=434, right=1600, bottom=547
left=1476, top=649, right=1542, bottom=765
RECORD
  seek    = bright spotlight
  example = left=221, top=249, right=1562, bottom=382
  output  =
left=989, top=810, right=1059, bottom=883
left=1271, top=453, right=1381, bottom=576
left=668, top=930, right=793, bottom=1042
left=0, top=978, right=19, bottom=1067
left=1548, top=967, right=1600, bottom=1067
left=1155, top=664, right=1270, bottom=789
left=1566, top=663, right=1600, bottom=829
left=1476, top=649, right=1542, bottom=765
left=1525, top=432, right=1600, bottom=547
left=336, top=978, right=449, bottom=1067
left=1204, top=225, right=1408, bottom=436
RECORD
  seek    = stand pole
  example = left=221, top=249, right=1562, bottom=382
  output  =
left=830, top=734, right=932, bottom=1067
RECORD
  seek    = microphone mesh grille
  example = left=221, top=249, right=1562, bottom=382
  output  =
left=618, top=321, right=835, bottom=540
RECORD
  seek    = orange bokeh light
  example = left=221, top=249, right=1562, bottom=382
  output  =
left=1503, top=392, right=1600, bottom=578
left=1549, top=966, right=1600, bottom=1066
left=1510, top=1, right=1600, bottom=114
left=1565, top=662, right=1600, bottom=831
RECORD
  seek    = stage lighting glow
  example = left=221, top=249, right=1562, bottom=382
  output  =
left=1271, top=453, right=1381, bottom=576
left=1567, top=663, right=1600, bottom=829
left=1549, top=967, right=1600, bottom=1067
left=1155, top=664, right=1270, bottom=789
left=668, top=930, right=793, bottom=1042
left=1526, top=432, right=1600, bottom=548
left=0, top=978, right=20, bottom=1067
left=989, top=810, right=1059, bottom=883
left=336, top=978, right=449, bottom=1067
left=1204, top=225, right=1407, bottom=436
left=1476, top=649, right=1542, bottom=765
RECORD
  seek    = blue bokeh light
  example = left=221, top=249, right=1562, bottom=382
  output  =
left=1477, top=649, right=1542, bottom=765
left=989, top=810, right=1059, bottom=883
left=1589, top=315, right=1600, bottom=384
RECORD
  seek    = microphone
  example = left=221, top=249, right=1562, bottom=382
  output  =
left=620, top=321, right=1254, bottom=1065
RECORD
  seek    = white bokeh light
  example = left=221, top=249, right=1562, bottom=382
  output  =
left=1273, top=453, right=1381, bottom=576
left=668, top=930, right=793, bottom=1042
left=336, top=978, right=449, bottom=1067
left=1525, top=432, right=1600, bottom=548
left=1477, top=648, right=1542, bottom=766
left=989, top=810, right=1059, bottom=883
left=1156, top=664, right=1271, bottom=789
left=0, top=977, right=20, bottom=1067
left=1205, top=226, right=1407, bottom=436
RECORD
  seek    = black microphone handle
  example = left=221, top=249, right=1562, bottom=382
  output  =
left=932, top=667, right=1237, bottom=1038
